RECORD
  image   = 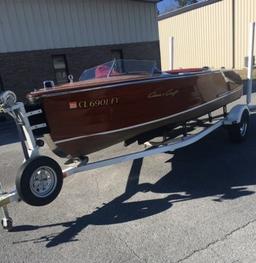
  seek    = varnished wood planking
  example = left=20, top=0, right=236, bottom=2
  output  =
left=27, top=71, right=243, bottom=157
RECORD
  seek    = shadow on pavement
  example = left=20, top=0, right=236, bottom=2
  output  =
left=11, top=115, right=256, bottom=247
left=0, top=120, right=19, bottom=146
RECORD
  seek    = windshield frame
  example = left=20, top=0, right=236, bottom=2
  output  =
left=79, top=59, right=160, bottom=81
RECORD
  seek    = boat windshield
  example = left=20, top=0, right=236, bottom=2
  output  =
left=79, top=59, right=161, bottom=81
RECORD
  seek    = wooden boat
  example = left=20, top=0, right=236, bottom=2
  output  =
left=27, top=60, right=243, bottom=160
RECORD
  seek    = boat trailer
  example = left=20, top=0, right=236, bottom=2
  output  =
left=0, top=100, right=252, bottom=230
left=0, top=23, right=255, bottom=231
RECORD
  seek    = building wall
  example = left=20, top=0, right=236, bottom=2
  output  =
left=0, top=0, right=160, bottom=100
left=158, top=0, right=233, bottom=70
left=235, top=0, right=256, bottom=68
left=158, top=0, right=256, bottom=70
left=0, top=41, right=160, bottom=100
left=0, top=0, right=159, bottom=53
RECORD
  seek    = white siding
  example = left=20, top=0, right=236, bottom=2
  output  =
left=235, top=0, right=256, bottom=68
left=158, top=0, right=233, bottom=70
left=158, top=0, right=256, bottom=70
left=0, top=0, right=159, bottom=53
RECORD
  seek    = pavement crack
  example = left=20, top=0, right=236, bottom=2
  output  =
left=176, top=218, right=256, bottom=263
left=94, top=176, right=100, bottom=197
left=117, top=236, right=146, bottom=263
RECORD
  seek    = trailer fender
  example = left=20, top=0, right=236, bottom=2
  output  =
left=224, top=104, right=250, bottom=126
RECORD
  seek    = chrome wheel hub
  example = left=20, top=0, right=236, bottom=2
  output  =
left=29, top=166, right=57, bottom=198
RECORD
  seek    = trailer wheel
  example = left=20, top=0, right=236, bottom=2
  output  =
left=228, top=110, right=249, bottom=142
left=16, top=156, right=63, bottom=206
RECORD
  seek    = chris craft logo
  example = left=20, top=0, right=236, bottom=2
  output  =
left=148, top=89, right=179, bottom=99
left=69, top=97, right=119, bottom=109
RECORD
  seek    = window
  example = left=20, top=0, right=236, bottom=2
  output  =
left=52, top=55, right=69, bottom=84
left=111, top=49, right=124, bottom=60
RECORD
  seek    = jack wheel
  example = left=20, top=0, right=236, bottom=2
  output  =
left=16, top=156, right=63, bottom=206
left=228, top=111, right=249, bottom=142
left=1, top=217, right=13, bottom=231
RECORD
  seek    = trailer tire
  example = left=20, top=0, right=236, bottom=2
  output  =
left=16, top=156, right=63, bottom=206
left=228, top=110, right=249, bottom=142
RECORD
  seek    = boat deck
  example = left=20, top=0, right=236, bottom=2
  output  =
left=28, top=69, right=212, bottom=98
left=29, top=74, right=156, bottom=98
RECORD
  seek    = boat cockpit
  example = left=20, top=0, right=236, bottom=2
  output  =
left=79, top=59, right=210, bottom=81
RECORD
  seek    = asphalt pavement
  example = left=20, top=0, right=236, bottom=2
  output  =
left=1, top=96, right=256, bottom=262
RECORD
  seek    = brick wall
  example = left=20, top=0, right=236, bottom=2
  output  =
left=0, top=41, right=160, bottom=101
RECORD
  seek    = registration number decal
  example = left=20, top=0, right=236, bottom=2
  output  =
left=69, top=97, right=119, bottom=109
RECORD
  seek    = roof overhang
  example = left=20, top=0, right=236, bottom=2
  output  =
left=158, top=0, right=222, bottom=21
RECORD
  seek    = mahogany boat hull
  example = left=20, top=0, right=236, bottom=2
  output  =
left=28, top=70, right=243, bottom=158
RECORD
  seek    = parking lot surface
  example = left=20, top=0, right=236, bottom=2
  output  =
left=1, top=98, right=256, bottom=263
